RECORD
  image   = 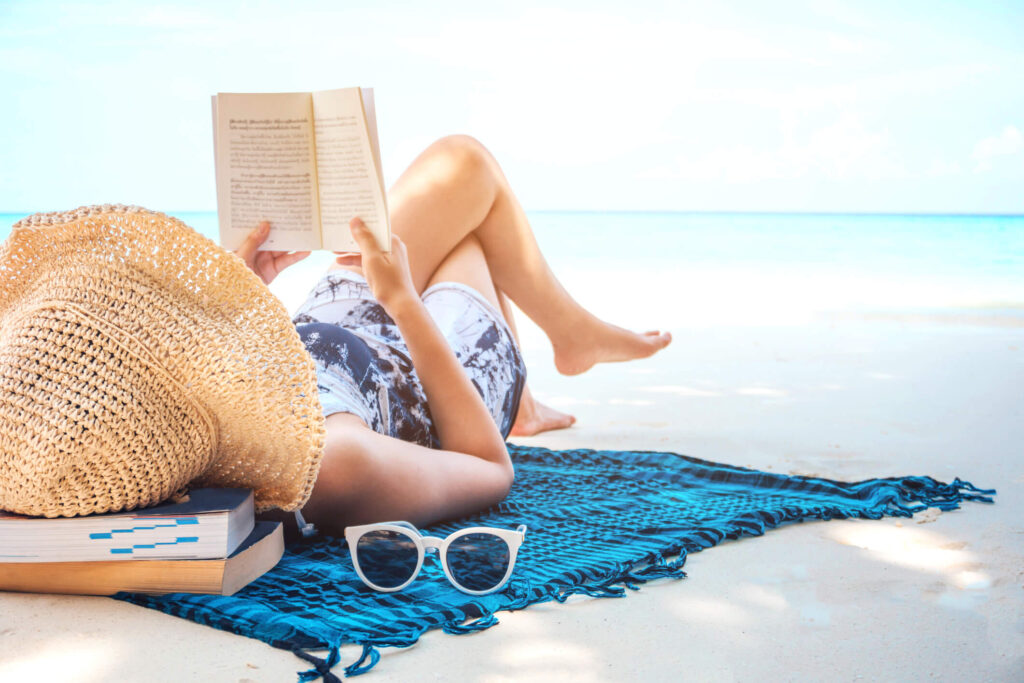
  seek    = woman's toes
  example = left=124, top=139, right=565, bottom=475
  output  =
left=627, top=330, right=671, bottom=357
left=647, top=330, right=672, bottom=349
left=553, top=323, right=672, bottom=376
left=510, top=400, right=576, bottom=436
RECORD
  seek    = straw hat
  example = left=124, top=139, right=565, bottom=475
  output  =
left=0, top=205, right=325, bottom=517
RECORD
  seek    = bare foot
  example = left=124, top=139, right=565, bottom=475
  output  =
left=510, top=386, right=576, bottom=436
left=552, top=318, right=672, bottom=376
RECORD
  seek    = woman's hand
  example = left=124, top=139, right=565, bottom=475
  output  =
left=234, top=221, right=310, bottom=285
left=337, top=218, right=420, bottom=317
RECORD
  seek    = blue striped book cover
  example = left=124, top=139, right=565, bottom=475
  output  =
left=0, top=489, right=254, bottom=563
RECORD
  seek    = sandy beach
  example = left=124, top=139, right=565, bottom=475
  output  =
left=2, top=0, right=1022, bottom=677
left=1, top=249, right=1020, bottom=681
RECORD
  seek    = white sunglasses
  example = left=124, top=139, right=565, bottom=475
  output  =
left=344, top=521, right=528, bottom=595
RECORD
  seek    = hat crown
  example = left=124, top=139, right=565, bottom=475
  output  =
left=0, top=301, right=219, bottom=517
left=0, top=205, right=325, bottom=517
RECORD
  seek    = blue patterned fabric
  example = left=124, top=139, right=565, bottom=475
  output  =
left=115, top=445, right=994, bottom=680
left=292, top=270, right=526, bottom=447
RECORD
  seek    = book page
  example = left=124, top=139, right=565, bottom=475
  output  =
left=213, top=92, right=321, bottom=251
left=311, top=87, right=390, bottom=252
left=360, top=88, right=387, bottom=201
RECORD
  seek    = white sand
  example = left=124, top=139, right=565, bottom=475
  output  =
left=1, top=262, right=1022, bottom=681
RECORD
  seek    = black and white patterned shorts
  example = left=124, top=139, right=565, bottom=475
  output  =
left=292, top=270, right=526, bottom=448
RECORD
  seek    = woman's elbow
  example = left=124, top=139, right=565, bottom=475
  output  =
left=493, top=460, right=515, bottom=501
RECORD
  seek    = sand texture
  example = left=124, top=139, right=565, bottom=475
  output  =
left=1, top=280, right=1022, bottom=680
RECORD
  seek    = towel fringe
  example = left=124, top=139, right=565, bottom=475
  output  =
left=443, top=612, right=500, bottom=635
left=343, top=644, right=381, bottom=677
left=294, top=645, right=342, bottom=683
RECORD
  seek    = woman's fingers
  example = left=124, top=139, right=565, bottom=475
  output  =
left=254, top=250, right=276, bottom=282
left=236, top=221, right=271, bottom=264
left=334, top=253, right=362, bottom=268
left=349, top=217, right=395, bottom=254
left=274, top=250, right=310, bottom=271
left=231, top=222, right=308, bottom=285
left=248, top=249, right=309, bottom=285
left=389, top=234, right=406, bottom=259
left=348, top=217, right=378, bottom=255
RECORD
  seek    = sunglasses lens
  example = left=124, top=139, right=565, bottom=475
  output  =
left=445, top=533, right=511, bottom=592
left=355, top=530, right=419, bottom=589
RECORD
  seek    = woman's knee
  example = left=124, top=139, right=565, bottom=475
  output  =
left=430, top=134, right=495, bottom=179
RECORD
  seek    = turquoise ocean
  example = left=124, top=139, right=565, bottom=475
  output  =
left=2, top=211, right=1022, bottom=328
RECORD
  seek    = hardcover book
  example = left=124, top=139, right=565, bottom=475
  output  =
left=0, top=488, right=255, bottom=563
left=0, top=521, right=284, bottom=596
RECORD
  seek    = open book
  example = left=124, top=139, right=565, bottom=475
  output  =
left=211, top=87, right=390, bottom=252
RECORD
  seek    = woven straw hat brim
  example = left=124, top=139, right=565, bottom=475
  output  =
left=0, top=205, right=325, bottom=517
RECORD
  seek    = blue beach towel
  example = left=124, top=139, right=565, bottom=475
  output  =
left=116, top=445, right=994, bottom=680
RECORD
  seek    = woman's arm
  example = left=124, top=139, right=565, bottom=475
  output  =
left=305, top=413, right=513, bottom=529
left=300, top=220, right=514, bottom=529
left=345, top=219, right=510, bottom=472
left=234, top=217, right=508, bottom=466
left=234, top=220, right=514, bottom=527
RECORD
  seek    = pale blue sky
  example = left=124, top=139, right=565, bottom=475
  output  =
left=1, top=0, right=1021, bottom=213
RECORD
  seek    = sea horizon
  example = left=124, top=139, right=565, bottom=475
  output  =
left=2, top=210, right=1022, bottom=328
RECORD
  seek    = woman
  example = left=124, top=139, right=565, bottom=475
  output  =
left=235, top=135, right=672, bottom=532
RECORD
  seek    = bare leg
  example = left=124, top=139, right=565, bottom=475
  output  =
left=495, top=292, right=576, bottom=436
left=331, top=185, right=576, bottom=434
left=510, top=380, right=576, bottom=436
left=335, top=135, right=671, bottom=375
left=420, top=234, right=575, bottom=435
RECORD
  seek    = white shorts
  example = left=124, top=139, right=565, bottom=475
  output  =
left=292, top=270, right=526, bottom=447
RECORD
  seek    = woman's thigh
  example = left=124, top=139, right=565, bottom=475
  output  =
left=325, top=140, right=498, bottom=291
left=386, top=136, right=501, bottom=293
left=424, top=233, right=502, bottom=310
left=423, top=234, right=526, bottom=437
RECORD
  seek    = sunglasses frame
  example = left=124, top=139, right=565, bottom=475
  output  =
left=344, top=521, right=528, bottom=595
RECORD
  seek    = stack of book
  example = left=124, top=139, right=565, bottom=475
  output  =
left=0, top=489, right=283, bottom=596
